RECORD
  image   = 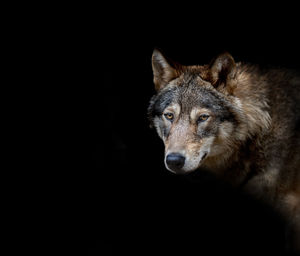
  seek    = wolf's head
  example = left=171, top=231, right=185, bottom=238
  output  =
left=148, top=49, right=244, bottom=174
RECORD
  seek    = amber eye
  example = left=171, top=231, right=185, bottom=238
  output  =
left=198, top=114, right=209, bottom=123
left=164, top=112, right=174, bottom=121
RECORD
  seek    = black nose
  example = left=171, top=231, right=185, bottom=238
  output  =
left=166, top=153, right=185, bottom=170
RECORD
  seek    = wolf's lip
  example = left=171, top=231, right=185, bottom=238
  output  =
left=201, top=152, right=208, bottom=161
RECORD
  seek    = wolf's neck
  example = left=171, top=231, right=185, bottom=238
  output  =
left=203, top=136, right=262, bottom=186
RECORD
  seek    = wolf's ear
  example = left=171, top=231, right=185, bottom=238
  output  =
left=209, top=52, right=236, bottom=89
left=152, top=49, right=181, bottom=91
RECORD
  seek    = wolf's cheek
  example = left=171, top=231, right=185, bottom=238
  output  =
left=209, top=122, right=234, bottom=156
left=218, top=121, right=234, bottom=140
left=153, top=116, right=171, bottom=141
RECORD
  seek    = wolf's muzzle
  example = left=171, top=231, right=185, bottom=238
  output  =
left=166, top=153, right=185, bottom=172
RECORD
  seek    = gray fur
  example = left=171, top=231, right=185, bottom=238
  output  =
left=148, top=49, right=300, bottom=253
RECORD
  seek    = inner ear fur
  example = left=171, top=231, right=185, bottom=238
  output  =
left=209, top=52, right=236, bottom=89
left=152, top=49, right=182, bottom=91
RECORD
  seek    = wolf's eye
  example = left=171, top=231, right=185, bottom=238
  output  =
left=198, top=114, right=209, bottom=123
left=164, top=112, right=174, bottom=121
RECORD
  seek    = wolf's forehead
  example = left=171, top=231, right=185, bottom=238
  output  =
left=175, top=84, right=220, bottom=111
left=152, top=77, right=225, bottom=116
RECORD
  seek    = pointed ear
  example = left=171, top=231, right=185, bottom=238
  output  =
left=152, top=49, right=181, bottom=91
left=209, top=52, right=236, bottom=88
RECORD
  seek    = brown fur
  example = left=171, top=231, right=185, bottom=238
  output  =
left=149, top=49, right=300, bottom=252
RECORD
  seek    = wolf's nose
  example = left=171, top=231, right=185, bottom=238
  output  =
left=166, top=153, right=185, bottom=170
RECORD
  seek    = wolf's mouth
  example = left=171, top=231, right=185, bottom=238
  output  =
left=201, top=152, right=208, bottom=161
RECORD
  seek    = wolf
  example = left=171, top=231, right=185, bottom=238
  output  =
left=148, top=49, right=300, bottom=253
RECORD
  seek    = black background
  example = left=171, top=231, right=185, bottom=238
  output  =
left=58, top=4, right=300, bottom=255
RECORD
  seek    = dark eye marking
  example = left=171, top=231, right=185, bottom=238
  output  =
left=148, top=87, right=177, bottom=117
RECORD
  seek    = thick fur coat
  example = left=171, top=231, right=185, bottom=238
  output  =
left=148, top=49, right=300, bottom=252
